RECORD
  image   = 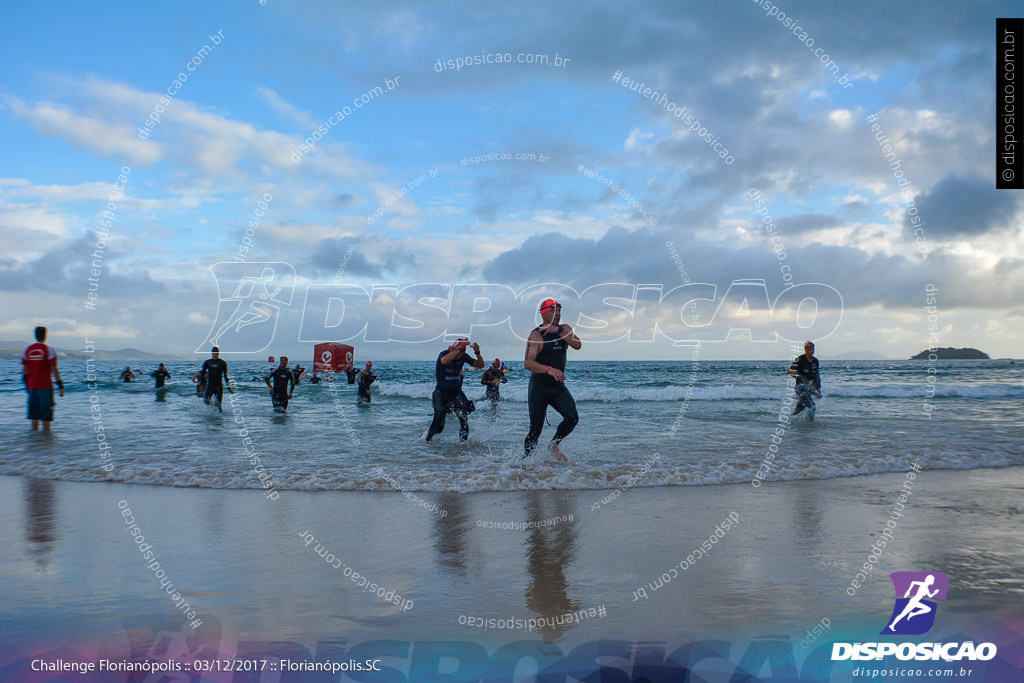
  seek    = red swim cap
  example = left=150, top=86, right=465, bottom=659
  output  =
left=539, top=298, right=561, bottom=314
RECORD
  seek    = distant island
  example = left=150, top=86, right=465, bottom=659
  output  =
left=910, top=347, right=989, bottom=360
left=0, top=340, right=191, bottom=362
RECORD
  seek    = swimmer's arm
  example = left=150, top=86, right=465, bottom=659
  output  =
left=560, top=324, right=582, bottom=350
left=440, top=348, right=462, bottom=365
left=524, top=330, right=547, bottom=374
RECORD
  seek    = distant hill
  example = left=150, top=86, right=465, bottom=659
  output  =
left=909, top=347, right=989, bottom=360
left=0, top=341, right=191, bottom=361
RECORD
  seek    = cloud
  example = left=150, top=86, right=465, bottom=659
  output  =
left=0, top=233, right=167, bottom=298
left=903, top=176, right=1022, bottom=239
left=1, top=93, right=161, bottom=166
left=775, top=213, right=845, bottom=234
left=256, top=86, right=319, bottom=130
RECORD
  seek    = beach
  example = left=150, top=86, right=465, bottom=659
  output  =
left=2, top=466, right=1022, bottom=680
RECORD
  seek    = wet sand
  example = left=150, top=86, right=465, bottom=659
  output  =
left=2, top=465, right=1023, bottom=654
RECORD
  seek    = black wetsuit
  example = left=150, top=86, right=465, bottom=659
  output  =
left=346, top=367, right=359, bottom=384
left=525, top=326, right=579, bottom=457
left=789, top=354, right=820, bottom=419
left=357, top=370, right=376, bottom=402
left=426, top=350, right=477, bottom=441
left=265, top=367, right=296, bottom=411
left=151, top=368, right=170, bottom=388
left=481, top=367, right=506, bottom=404
left=200, top=358, right=230, bottom=411
left=309, top=375, right=321, bottom=384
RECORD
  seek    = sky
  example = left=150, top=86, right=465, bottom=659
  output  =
left=1, top=0, right=1021, bottom=361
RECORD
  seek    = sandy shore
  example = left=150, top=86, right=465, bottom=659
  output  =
left=1, top=467, right=1022, bottom=678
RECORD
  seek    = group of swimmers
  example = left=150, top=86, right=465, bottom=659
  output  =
left=183, top=347, right=381, bottom=415
left=423, top=298, right=582, bottom=461
left=117, top=363, right=171, bottom=386
left=21, top=306, right=824, bottom=455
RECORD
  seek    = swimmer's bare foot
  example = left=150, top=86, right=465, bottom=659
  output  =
left=549, top=442, right=568, bottom=462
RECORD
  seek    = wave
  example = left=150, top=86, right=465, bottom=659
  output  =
left=3, top=379, right=1021, bottom=403
left=1, top=444, right=1020, bottom=493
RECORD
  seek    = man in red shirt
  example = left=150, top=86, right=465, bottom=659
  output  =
left=22, top=326, right=64, bottom=431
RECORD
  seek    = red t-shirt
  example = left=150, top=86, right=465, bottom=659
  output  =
left=22, top=342, right=56, bottom=390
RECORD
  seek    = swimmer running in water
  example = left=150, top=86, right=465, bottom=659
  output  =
left=357, top=361, right=377, bottom=403
left=480, top=358, right=507, bottom=407
left=199, top=346, right=234, bottom=412
left=150, top=363, right=171, bottom=388
left=426, top=338, right=484, bottom=441
left=787, top=340, right=822, bottom=420
left=264, top=356, right=296, bottom=412
left=523, top=299, right=581, bottom=461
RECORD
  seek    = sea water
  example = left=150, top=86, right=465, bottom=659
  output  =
left=1, top=359, right=1021, bottom=492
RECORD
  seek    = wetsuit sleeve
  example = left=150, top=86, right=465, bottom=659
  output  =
left=812, top=363, right=821, bottom=391
left=480, top=370, right=490, bottom=385
left=290, top=370, right=297, bottom=392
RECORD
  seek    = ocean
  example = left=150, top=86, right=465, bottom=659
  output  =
left=1, top=358, right=1021, bottom=493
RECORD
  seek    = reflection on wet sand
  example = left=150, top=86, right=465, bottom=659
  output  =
left=433, top=492, right=471, bottom=576
left=523, top=490, right=580, bottom=642
left=25, top=477, right=58, bottom=565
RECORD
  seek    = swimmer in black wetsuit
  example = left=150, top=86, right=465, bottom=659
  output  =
left=199, top=346, right=234, bottom=411
left=264, top=356, right=296, bottom=411
left=150, top=363, right=171, bottom=388
left=426, top=338, right=484, bottom=441
left=357, top=361, right=377, bottom=403
left=346, top=365, right=359, bottom=384
left=787, top=340, right=822, bottom=420
left=119, top=366, right=136, bottom=382
left=524, top=298, right=581, bottom=461
left=480, top=358, right=507, bottom=407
